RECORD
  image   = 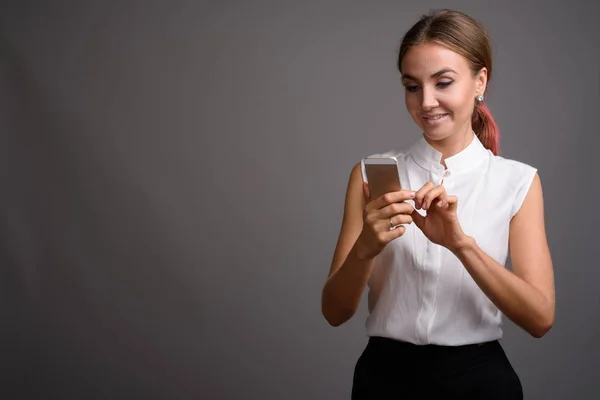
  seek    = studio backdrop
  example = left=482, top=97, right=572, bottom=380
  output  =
left=1, top=0, right=599, bottom=399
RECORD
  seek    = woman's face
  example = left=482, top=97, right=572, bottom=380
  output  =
left=400, top=42, right=487, bottom=142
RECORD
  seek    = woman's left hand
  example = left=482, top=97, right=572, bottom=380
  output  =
left=411, top=182, right=469, bottom=252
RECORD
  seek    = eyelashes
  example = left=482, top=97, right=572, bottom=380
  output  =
left=404, top=80, right=454, bottom=92
left=437, top=81, right=453, bottom=89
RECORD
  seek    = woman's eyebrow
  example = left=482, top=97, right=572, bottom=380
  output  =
left=402, top=68, right=457, bottom=81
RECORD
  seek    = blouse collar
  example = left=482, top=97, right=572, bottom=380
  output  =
left=408, top=132, right=489, bottom=174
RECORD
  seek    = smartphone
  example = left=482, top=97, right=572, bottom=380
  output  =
left=361, top=155, right=402, bottom=200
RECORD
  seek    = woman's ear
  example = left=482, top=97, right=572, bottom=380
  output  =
left=476, top=67, right=488, bottom=96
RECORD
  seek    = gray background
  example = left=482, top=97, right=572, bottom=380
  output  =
left=1, top=0, right=599, bottom=399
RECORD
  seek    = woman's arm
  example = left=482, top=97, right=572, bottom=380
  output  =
left=451, top=173, right=555, bottom=337
left=321, top=162, right=415, bottom=326
left=321, top=163, right=375, bottom=327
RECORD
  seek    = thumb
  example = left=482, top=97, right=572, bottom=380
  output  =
left=411, top=208, right=425, bottom=228
left=446, top=195, right=459, bottom=213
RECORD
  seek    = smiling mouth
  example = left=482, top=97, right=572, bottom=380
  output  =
left=423, top=113, right=449, bottom=120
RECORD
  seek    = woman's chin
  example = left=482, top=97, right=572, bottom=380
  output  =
left=422, top=126, right=453, bottom=141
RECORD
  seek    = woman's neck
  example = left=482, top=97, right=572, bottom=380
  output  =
left=424, top=125, right=474, bottom=167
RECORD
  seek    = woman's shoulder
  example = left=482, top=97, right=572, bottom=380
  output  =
left=362, top=146, right=411, bottom=160
left=488, top=155, right=538, bottom=215
left=489, top=154, right=538, bottom=177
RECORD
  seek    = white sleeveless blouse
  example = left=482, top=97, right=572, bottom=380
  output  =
left=361, top=133, right=537, bottom=346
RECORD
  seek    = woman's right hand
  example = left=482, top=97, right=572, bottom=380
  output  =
left=355, top=182, right=416, bottom=260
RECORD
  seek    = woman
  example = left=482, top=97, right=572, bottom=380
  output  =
left=321, top=9, right=555, bottom=399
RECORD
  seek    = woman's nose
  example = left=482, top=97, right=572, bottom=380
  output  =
left=420, top=87, right=439, bottom=110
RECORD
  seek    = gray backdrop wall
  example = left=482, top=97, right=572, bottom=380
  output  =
left=2, top=0, right=599, bottom=399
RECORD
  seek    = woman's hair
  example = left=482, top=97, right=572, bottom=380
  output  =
left=397, top=9, right=499, bottom=155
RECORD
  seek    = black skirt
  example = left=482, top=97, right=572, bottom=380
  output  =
left=352, top=336, right=523, bottom=399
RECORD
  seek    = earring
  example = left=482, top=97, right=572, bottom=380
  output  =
left=476, top=94, right=484, bottom=102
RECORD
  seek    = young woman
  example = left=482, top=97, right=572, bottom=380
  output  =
left=321, top=9, right=555, bottom=399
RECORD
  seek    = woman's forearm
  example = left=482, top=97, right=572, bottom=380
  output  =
left=452, top=236, right=554, bottom=337
left=321, top=243, right=375, bottom=327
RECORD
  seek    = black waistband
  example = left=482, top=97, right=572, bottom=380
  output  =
left=366, top=336, right=497, bottom=355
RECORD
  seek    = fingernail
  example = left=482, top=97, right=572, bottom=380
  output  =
left=437, top=200, right=443, bottom=207
left=409, top=192, right=416, bottom=198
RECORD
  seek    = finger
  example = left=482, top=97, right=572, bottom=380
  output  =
left=445, top=195, right=458, bottom=211
left=386, top=224, right=407, bottom=238
left=411, top=207, right=425, bottom=229
left=369, top=189, right=416, bottom=211
left=391, top=224, right=407, bottom=238
left=422, top=185, right=445, bottom=210
left=432, top=185, right=448, bottom=208
left=373, top=222, right=406, bottom=246
left=379, top=201, right=415, bottom=219
left=436, top=194, right=457, bottom=210
left=436, top=189, right=450, bottom=208
left=414, top=182, right=435, bottom=209
left=389, top=213, right=414, bottom=227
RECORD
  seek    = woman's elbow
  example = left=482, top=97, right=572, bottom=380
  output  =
left=322, top=306, right=354, bottom=327
left=529, top=314, right=554, bottom=338
left=530, top=326, right=552, bottom=338
left=321, top=298, right=355, bottom=327
left=324, top=314, right=346, bottom=327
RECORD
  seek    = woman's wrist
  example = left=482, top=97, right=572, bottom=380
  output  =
left=448, top=234, right=476, bottom=255
left=353, top=237, right=375, bottom=261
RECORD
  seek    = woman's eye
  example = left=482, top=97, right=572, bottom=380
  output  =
left=437, top=81, right=453, bottom=88
left=404, top=81, right=453, bottom=92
